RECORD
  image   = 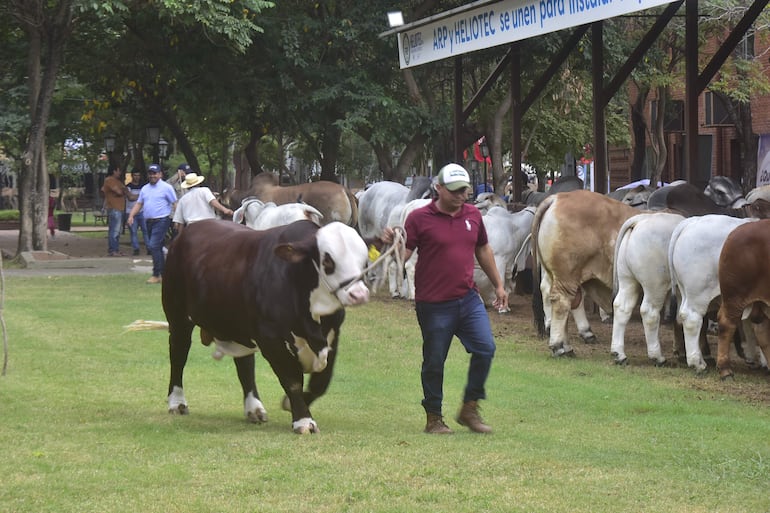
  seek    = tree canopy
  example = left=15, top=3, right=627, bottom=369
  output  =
left=2, top=0, right=770, bottom=257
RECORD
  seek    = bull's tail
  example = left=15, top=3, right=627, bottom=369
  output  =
left=612, top=214, right=643, bottom=298
left=530, top=196, right=555, bottom=338
left=123, top=320, right=169, bottom=333
left=667, top=220, right=687, bottom=304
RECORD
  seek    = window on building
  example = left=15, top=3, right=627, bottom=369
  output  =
left=650, top=99, right=684, bottom=132
left=704, top=91, right=735, bottom=126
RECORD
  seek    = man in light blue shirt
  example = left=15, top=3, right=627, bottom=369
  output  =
left=127, top=164, right=177, bottom=284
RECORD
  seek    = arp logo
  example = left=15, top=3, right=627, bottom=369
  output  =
left=402, top=33, right=410, bottom=65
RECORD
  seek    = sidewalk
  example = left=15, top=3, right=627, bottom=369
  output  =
left=0, top=227, right=153, bottom=276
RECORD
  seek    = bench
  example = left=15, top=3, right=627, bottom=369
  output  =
left=81, top=208, right=108, bottom=225
left=93, top=211, right=108, bottom=225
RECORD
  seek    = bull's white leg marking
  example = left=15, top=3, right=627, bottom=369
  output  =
left=290, top=328, right=336, bottom=374
left=244, top=392, right=267, bottom=424
left=168, top=386, right=188, bottom=415
left=293, top=417, right=319, bottom=434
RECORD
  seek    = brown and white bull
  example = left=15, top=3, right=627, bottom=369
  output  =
left=162, top=219, right=370, bottom=434
left=716, top=219, right=770, bottom=379
left=531, top=189, right=638, bottom=356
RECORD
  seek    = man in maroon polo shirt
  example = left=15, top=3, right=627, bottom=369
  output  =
left=384, top=163, right=507, bottom=434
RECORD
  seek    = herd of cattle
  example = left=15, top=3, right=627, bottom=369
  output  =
left=154, top=171, right=770, bottom=433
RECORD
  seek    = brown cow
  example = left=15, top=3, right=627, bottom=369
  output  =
left=716, top=219, right=770, bottom=379
left=227, top=173, right=358, bottom=227
left=531, top=189, right=639, bottom=357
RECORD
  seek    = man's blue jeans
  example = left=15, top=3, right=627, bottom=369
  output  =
left=128, top=211, right=147, bottom=251
left=145, top=216, right=171, bottom=277
left=107, top=208, right=123, bottom=254
left=415, top=289, right=496, bottom=416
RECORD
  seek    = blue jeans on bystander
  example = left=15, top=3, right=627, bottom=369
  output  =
left=107, top=208, right=123, bottom=255
left=128, top=211, right=147, bottom=252
left=145, top=216, right=171, bottom=277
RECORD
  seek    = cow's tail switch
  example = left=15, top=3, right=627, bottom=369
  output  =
left=122, top=319, right=169, bottom=333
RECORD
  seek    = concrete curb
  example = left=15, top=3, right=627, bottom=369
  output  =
left=13, top=251, right=153, bottom=275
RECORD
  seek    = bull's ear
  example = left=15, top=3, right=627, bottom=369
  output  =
left=274, top=240, right=314, bottom=263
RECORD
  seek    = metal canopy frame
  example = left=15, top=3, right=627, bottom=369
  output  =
left=388, top=0, right=769, bottom=199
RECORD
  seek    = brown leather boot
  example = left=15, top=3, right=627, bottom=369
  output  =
left=456, top=401, right=492, bottom=434
left=424, top=413, right=453, bottom=434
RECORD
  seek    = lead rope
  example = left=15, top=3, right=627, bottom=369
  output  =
left=313, top=226, right=407, bottom=296
left=366, top=226, right=406, bottom=287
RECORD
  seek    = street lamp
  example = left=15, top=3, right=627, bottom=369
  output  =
left=104, top=134, right=116, bottom=153
left=158, top=137, right=169, bottom=169
left=146, top=125, right=160, bottom=165
left=103, top=134, right=116, bottom=174
left=479, top=139, right=490, bottom=192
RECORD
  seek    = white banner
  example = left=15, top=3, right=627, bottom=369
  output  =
left=397, top=0, right=677, bottom=68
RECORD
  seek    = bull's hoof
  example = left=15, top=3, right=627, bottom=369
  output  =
left=551, top=346, right=575, bottom=358
left=653, top=358, right=667, bottom=368
left=614, top=356, right=629, bottom=366
left=693, top=367, right=709, bottom=377
left=246, top=409, right=268, bottom=424
left=169, top=404, right=189, bottom=415
left=719, top=370, right=735, bottom=381
left=581, top=334, right=598, bottom=344
left=292, top=418, right=319, bottom=434
left=497, top=307, right=510, bottom=314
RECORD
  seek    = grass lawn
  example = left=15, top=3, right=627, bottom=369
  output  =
left=0, top=274, right=768, bottom=513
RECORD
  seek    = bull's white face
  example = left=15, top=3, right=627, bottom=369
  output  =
left=310, top=222, right=370, bottom=319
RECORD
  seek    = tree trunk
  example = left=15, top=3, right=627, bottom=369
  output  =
left=319, top=126, right=341, bottom=182
left=13, top=0, right=74, bottom=256
left=648, top=86, right=668, bottom=189
left=630, top=84, right=649, bottom=182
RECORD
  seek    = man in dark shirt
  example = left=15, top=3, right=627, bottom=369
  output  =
left=384, top=163, right=507, bottom=434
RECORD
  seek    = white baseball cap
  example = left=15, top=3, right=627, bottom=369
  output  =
left=437, top=163, right=471, bottom=191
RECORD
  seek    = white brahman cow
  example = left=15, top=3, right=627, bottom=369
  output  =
left=387, top=198, right=431, bottom=299
left=668, top=215, right=762, bottom=372
left=233, top=197, right=323, bottom=230
left=610, top=212, right=685, bottom=366
left=474, top=205, right=536, bottom=312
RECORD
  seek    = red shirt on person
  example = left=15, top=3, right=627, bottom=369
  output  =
left=404, top=200, right=488, bottom=303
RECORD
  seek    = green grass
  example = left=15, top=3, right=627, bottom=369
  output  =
left=1, top=275, right=769, bottom=513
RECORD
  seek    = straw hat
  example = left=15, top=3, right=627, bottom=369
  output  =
left=181, top=173, right=205, bottom=189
